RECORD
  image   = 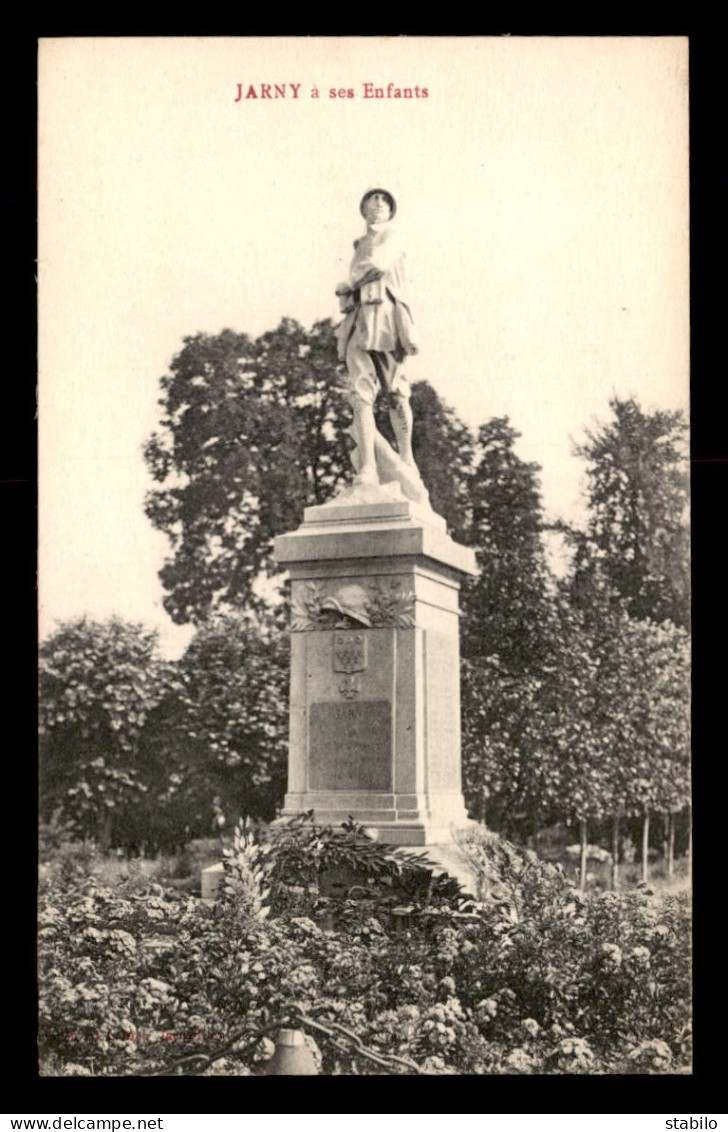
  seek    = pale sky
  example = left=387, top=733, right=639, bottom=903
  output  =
left=38, top=37, right=689, bottom=658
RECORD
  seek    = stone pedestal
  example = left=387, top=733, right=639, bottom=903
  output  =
left=273, top=490, right=478, bottom=846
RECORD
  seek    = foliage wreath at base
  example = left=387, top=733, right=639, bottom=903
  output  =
left=38, top=817, right=691, bottom=1076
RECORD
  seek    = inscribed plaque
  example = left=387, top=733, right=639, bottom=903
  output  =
left=309, top=700, right=392, bottom=790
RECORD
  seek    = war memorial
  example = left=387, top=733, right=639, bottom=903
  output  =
left=275, top=188, right=477, bottom=855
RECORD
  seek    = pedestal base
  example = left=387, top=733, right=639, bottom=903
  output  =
left=274, top=492, right=478, bottom=861
left=281, top=791, right=471, bottom=846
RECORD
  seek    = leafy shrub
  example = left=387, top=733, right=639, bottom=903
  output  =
left=39, top=808, right=81, bottom=859
left=38, top=819, right=691, bottom=1076
left=218, top=821, right=271, bottom=924
left=263, top=812, right=468, bottom=925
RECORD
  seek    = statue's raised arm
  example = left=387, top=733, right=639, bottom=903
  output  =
left=335, top=189, right=427, bottom=506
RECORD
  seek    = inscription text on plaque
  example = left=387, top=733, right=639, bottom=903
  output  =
left=309, top=700, right=392, bottom=791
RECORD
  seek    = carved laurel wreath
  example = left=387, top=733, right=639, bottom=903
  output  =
left=291, top=579, right=415, bottom=631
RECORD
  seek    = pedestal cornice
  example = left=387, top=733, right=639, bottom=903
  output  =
left=274, top=497, right=478, bottom=579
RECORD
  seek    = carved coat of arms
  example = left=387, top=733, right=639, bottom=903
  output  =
left=333, top=630, right=368, bottom=673
left=333, top=630, right=367, bottom=699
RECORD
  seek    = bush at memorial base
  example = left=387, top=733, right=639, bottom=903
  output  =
left=38, top=824, right=691, bottom=1076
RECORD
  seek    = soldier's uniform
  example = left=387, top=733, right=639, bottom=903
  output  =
left=335, top=220, right=417, bottom=409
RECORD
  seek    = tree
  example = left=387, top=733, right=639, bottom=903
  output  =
left=145, top=321, right=478, bottom=626
left=458, top=418, right=587, bottom=840
left=39, top=613, right=293, bottom=853
left=462, top=576, right=690, bottom=890
left=602, top=615, right=691, bottom=883
left=571, top=397, right=689, bottom=628
left=394, top=380, right=474, bottom=544
left=144, top=320, right=351, bottom=625
left=461, top=657, right=561, bottom=838
left=461, top=417, right=555, bottom=671
left=542, top=591, right=690, bottom=887
left=39, top=618, right=174, bottom=850
left=170, top=613, right=290, bottom=832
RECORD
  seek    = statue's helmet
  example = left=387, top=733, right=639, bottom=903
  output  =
left=320, top=584, right=371, bottom=627
left=360, top=188, right=397, bottom=219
